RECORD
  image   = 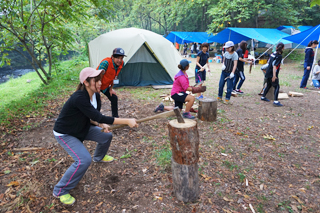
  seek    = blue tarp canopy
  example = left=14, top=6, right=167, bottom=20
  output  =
left=209, top=28, right=291, bottom=44
left=283, top=25, right=320, bottom=46
left=166, top=32, right=215, bottom=44
left=277, top=25, right=313, bottom=32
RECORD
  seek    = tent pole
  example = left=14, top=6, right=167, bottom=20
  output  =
left=256, top=38, right=282, bottom=61
left=252, top=39, right=255, bottom=68
left=283, top=25, right=320, bottom=61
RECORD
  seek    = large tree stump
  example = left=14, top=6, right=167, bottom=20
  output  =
left=197, top=98, right=217, bottom=121
left=168, top=119, right=199, bottom=202
left=265, top=86, right=275, bottom=100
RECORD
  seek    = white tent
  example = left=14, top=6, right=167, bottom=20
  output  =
left=88, top=28, right=194, bottom=87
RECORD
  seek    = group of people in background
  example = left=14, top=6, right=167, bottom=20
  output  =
left=177, top=39, right=319, bottom=108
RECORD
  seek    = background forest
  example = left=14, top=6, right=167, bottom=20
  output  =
left=0, top=0, right=319, bottom=83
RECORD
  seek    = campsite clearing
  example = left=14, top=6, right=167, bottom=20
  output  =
left=0, top=58, right=320, bottom=212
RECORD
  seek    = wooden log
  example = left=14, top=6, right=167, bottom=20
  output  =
left=168, top=119, right=199, bottom=202
left=171, top=158, right=199, bottom=202
left=278, top=93, right=289, bottom=100
left=265, top=86, right=275, bottom=100
left=197, top=98, right=217, bottom=122
left=288, top=91, right=304, bottom=97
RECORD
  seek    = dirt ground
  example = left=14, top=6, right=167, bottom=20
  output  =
left=1, top=57, right=320, bottom=213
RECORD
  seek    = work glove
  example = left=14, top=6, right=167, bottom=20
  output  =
left=222, top=64, right=226, bottom=70
left=191, top=86, right=206, bottom=94
left=229, top=73, right=235, bottom=79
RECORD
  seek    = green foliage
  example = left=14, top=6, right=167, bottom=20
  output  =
left=311, top=0, right=320, bottom=7
left=0, top=58, right=86, bottom=130
left=0, top=0, right=113, bottom=84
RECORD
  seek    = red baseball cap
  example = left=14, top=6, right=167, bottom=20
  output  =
left=79, top=67, right=104, bottom=83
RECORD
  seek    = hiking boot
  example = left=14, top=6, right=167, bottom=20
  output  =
left=300, top=87, right=308, bottom=89
left=183, top=112, right=195, bottom=119
left=261, top=97, right=270, bottom=102
left=93, top=155, right=114, bottom=163
left=154, top=103, right=164, bottom=112
left=236, top=89, right=244, bottom=94
left=273, top=102, right=283, bottom=107
left=217, top=97, right=223, bottom=102
left=196, top=95, right=203, bottom=100
left=53, top=193, right=75, bottom=205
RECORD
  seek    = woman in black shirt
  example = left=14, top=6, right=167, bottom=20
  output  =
left=53, top=67, right=137, bottom=205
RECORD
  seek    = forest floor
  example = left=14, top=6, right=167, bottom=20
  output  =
left=1, top=57, right=320, bottom=213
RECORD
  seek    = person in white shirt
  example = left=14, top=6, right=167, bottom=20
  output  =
left=312, top=60, right=320, bottom=89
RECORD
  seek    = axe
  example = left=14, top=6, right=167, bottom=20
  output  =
left=102, top=107, right=185, bottom=131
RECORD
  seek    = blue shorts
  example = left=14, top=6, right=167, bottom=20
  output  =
left=195, top=69, right=206, bottom=83
left=171, top=92, right=188, bottom=109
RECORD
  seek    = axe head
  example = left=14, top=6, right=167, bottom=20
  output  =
left=173, top=107, right=185, bottom=123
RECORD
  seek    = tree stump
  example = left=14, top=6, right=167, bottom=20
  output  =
left=265, top=86, right=275, bottom=100
left=168, top=119, right=199, bottom=202
left=197, top=98, right=217, bottom=121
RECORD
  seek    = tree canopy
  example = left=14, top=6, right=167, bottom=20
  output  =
left=0, top=0, right=112, bottom=84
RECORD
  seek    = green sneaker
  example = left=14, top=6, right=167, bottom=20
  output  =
left=59, top=194, right=75, bottom=205
left=100, top=155, right=114, bottom=162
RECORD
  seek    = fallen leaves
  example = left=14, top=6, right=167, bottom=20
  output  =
left=263, top=134, right=276, bottom=140
left=7, top=181, right=19, bottom=187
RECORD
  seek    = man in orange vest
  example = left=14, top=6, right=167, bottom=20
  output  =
left=97, top=48, right=126, bottom=118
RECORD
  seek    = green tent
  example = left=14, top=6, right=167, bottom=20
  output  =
left=88, top=28, right=194, bottom=87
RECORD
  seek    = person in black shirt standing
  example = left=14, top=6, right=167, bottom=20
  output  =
left=233, top=41, right=253, bottom=94
left=260, top=43, right=285, bottom=107
left=53, top=67, right=137, bottom=205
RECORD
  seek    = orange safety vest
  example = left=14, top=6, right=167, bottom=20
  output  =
left=175, top=42, right=179, bottom=50
left=96, top=57, right=124, bottom=90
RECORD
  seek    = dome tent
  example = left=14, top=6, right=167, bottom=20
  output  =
left=88, top=28, right=194, bottom=87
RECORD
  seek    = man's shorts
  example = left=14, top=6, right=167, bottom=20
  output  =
left=195, top=69, right=206, bottom=83
left=171, top=92, right=188, bottom=109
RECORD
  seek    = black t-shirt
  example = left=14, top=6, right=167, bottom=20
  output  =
left=265, top=52, right=282, bottom=78
left=195, top=51, right=209, bottom=70
left=236, top=49, right=244, bottom=72
left=184, top=43, right=188, bottom=50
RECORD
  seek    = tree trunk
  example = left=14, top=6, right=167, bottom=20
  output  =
left=168, top=119, right=199, bottom=202
left=197, top=98, right=217, bottom=121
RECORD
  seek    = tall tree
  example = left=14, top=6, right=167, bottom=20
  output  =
left=0, top=0, right=112, bottom=84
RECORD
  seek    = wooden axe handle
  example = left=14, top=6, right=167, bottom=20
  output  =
left=107, top=109, right=176, bottom=131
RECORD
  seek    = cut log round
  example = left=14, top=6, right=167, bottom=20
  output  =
left=197, top=98, right=217, bottom=121
left=171, top=158, right=199, bottom=202
left=168, top=119, right=199, bottom=165
left=168, top=119, right=200, bottom=202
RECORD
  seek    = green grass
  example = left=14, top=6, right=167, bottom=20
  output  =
left=0, top=58, right=87, bottom=131
left=154, top=144, right=172, bottom=169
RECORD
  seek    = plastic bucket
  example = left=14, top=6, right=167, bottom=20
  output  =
left=216, top=59, right=221, bottom=63
left=208, top=59, right=213, bottom=63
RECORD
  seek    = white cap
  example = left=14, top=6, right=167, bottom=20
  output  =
left=223, top=41, right=234, bottom=48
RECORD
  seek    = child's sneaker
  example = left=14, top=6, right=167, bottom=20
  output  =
left=236, top=89, right=244, bottom=94
left=273, top=102, right=283, bottom=107
left=154, top=103, right=164, bottom=112
left=261, top=97, right=270, bottom=102
left=93, top=155, right=114, bottom=162
left=53, top=193, right=75, bottom=205
left=183, top=112, right=195, bottom=119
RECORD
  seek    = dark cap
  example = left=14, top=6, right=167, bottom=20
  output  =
left=112, top=48, right=126, bottom=57
left=180, top=59, right=190, bottom=70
